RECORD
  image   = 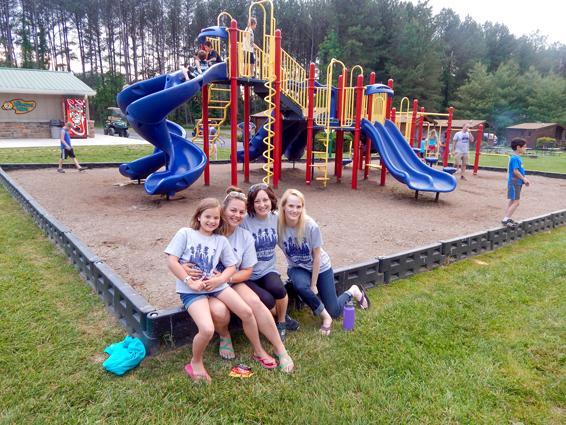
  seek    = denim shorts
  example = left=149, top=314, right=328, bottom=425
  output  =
left=507, top=182, right=522, bottom=200
left=180, top=289, right=224, bottom=310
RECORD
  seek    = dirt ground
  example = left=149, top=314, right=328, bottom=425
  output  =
left=8, top=162, right=566, bottom=309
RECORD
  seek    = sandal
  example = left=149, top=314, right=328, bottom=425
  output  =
left=184, top=363, right=211, bottom=383
left=218, top=336, right=235, bottom=360
left=275, top=351, right=294, bottom=373
left=319, top=325, right=331, bottom=336
left=357, top=286, right=371, bottom=310
left=252, top=354, right=277, bottom=370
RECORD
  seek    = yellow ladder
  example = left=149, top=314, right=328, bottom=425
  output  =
left=193, top=85, right=231, bottom=154
left=311, top=130, right=331, bottom=187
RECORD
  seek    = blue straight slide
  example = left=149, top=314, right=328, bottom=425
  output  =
left=361, top=118, right=457, bottom=195
left=117, top=62, right=228, bottom=196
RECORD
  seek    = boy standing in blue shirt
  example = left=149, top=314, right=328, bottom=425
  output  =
left=502, top=138, right=530, bottom=227
left=58, top=122, right=86, bottom=173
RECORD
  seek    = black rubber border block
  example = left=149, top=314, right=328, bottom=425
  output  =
left=551, top=209, right=566, bottom=227
left=378, top=243, right=444, bottom=284
left=521, top=214, right=554, bottom=235
left=441, top=231, right=491, bottom=260
left=334, top=259, right=384, bottom=293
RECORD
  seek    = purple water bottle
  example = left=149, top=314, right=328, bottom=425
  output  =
left=343, top=301, right=355, bottom=331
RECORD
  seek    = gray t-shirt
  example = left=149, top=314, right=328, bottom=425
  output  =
left=164, top=227, right=237, bottom=294
left=241, top=212, right=279, bottom=279
left=218, top=226, right=257, bottom=271
left=453, top=130, right=472, bottom=153
left=279, top=217, right=331, bottom=273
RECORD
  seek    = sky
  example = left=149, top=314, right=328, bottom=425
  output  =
left=408, top=0, right=565, bottom=45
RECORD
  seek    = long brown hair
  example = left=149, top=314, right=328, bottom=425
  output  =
left=189, top=198, right=222, bottom=233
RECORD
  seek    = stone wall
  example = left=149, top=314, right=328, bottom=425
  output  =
left=0, top=121, right=51, bottom=139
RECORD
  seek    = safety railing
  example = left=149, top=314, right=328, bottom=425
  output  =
left=280, top=49, right=308, bottom=109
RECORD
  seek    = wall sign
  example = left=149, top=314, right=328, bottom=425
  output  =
left=1, top=99, right=37, bottom=114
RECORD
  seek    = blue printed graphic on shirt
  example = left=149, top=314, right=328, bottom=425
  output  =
left=181, top=244, right=216, bottom=278
left=241, top=212, right=279, bottom=279
left=282, top=236, right=311, bottom=265
left=251, top=227, right=277, bottom=261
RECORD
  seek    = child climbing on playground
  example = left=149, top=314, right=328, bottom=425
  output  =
left=165, top=198, right=277, bottom=383
left=194, top=50, right=209, bottom=75
left=204, top=41, right=222, bottom=65
left=243, top=17, right=257, bottom=77
left=278, top=189, right=370, bottom=336
left=502, top=138, right=530, bottom=228
left=419, top=129, right=438, bottom=159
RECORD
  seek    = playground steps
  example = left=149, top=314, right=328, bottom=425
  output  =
left=193, top=85, right=230, bottom=150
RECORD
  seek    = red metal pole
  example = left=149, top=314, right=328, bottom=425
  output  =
left=243, top=85, right=250, bottom=182
left=334, top=74, right=344, bottom=179
left=443, top=106, right=454, bottom=167
left=364, top=72, right=375, bottom=179
left=273, top=29, right=282, bottom=188
left=417, top=106, right=425, bottom=154
left=390, top=107, right=396, bottom=124
left=229, top=20, right=239, bottom=186
left=306, top=63, right=315, bottom=185
left=351, top=75, right=363, bottom=190
left=473, top=123, right=483, bottom=175
left=385, top=78, right=393, bottom=119
left=203, top=85, right=210, bottom=185
left=409, top=99, right=418, bottom=147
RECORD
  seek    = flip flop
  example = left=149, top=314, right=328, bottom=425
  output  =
left=357, top=286, right=371, bottom=310
left=218, top=336, right=235, bottom=360
left=319, top=325, right=331, bottom=336
left=275, top=351, right=294, bottom=373
left=184, top=363, right=211, bottom=383
left=252, top=354, right=277, bottom=370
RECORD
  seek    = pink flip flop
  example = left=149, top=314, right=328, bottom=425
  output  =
left=252, top=354, right=277, bottom=370
left=184, top=363, right=211, bottom=383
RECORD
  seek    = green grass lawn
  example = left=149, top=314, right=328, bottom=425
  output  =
left=0, top=145, right=233, bottom=164
left=1, top=186, right=564, bottom=424
left=479, top=151, right=566, bottom=174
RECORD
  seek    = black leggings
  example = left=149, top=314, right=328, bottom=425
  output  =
left=246, top=272, right=287, bottom=310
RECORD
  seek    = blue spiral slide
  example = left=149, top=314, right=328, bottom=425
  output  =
left=116, top=62, right=228, bottom=196
left=361, top=118, right=457, bottom=196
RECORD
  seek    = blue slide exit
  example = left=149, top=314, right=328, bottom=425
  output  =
left=116, top=62, right=228, bottom=196
left=361, top=118, right=457, bottom=194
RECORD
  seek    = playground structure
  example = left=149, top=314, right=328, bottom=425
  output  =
left=117, top=0, right=457, bottom=199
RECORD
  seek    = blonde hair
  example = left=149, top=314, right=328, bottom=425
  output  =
left=219, top=187, right=247, bottom=236
left=278, top=188, right=309, bottom=242
left=428, top=129, right=437, bottom=140
left=189, top=198, right=222, bottom=233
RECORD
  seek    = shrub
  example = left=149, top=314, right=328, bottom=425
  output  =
left=535, top=137, right=556, bottom=149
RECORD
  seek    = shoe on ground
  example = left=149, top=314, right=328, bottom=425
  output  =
left=460, top=175, right=467, bottom=180
left=57, top=168, right=65, bottom=173
left=276, top=323, right=286, bottom=342
left=285, top=314, right=300, bottom=331
left=78, top=167, right=87, bottom=172
left=501, top=218, right=518, bottom=228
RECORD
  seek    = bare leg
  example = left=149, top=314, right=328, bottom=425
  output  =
left=72, top=157, right=83, bottom=169
left=319, top=308, right=333, bottom=336
left=505, top=200, right=520, bottom=219
left=209, top=297, right=234, bottom=359
left=275, top=295, right=288, bottom=324
left=215, top=287, right=272, bottom=360
left=58, top=157, right=64, bottom=170
left=186, top=298, right=215, bottom=381
left=234, top=284, right=284, bottom=353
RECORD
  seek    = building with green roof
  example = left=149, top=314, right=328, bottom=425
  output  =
left=0, top=68, right=96, bottom=139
